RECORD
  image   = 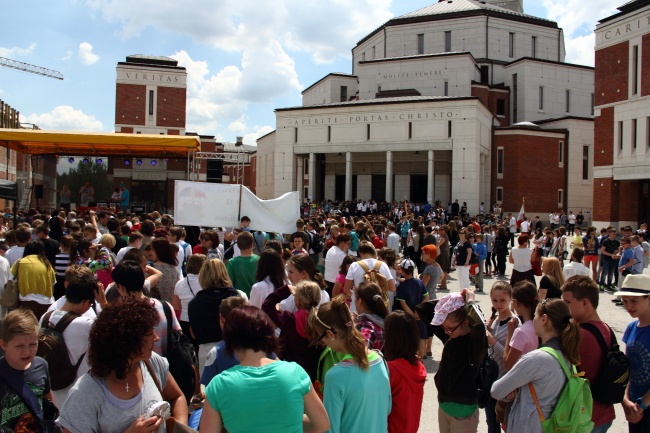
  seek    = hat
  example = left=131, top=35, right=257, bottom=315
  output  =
left=421, top=244, right=438, bottom=260
left=400, top=259, right=415, bottom=271
left=619, top=274, right=650, bottom=297
left=432, top=293, right=466, bottom=326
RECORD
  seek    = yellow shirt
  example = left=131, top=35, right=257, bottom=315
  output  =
left=11, top=255, right=56, bottom=298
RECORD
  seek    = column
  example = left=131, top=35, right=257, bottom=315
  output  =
left=427, top=150, right=434, bottom=204
left=345, top=151, right=352, bottom=201
left=296, top=156, right=304, bottom=196
left=386, top=150, right=393, bottom=202
left=308, top=152, right=315, bottom=201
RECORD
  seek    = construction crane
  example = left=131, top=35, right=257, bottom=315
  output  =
left=0, top=57, right=63, bottom=80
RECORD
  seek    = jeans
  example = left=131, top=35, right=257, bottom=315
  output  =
left=591, top=420, right=612, bottom=433
left=599, top=257, right=618, bottom=286
left=484, top=397, right=501, bottom=433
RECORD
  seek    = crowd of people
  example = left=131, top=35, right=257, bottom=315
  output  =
left=0, top=200, right=648, bottom=433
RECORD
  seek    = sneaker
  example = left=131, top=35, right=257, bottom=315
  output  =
left=599, top=285, right=606, bottom=292
left=606, top=285, right=618, bottom=292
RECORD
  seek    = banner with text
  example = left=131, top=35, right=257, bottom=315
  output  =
left=173, top=180, right=299, bottom=234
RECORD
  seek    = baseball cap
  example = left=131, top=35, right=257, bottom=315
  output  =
left=619, top=274, right=650, bottom=297
left=400, top=259, right=415, bottom=271
left=432, top=293, right=466, bottom=326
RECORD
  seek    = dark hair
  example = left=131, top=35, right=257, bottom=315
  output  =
left=561, top=275, right=599, bottom=308
left=291, top=231, right=308, bottom=245
left=140, top=220, right=155, bottom=237
left=149, top=238, right=178, bottom=266
left=336, top=233, right=351, bottom=245
left=339, top=254, right=358, bottom=275
left=384, top=310, right=420, bottom=365
left=15, top=227, right=31, bottom=244
left=512, top=280, right=538, bottom=321
left=123, top=247, right=147, bottom=265
left=23, top=239, right=53, bottom=272
left=255, top=250, right=286, bottom=288
left=288, top=254, right=327, bottom=289
left=538, top=298, right=581, bottom=365
left=237, top=231, right=254, bottom=250
left=88, top=298, right=159, bottom=379
left=65, top=273, right=98, bottom=304
left=223, top=306, right=278, bottom=356
left=377, top=247, right=397, bottom=267
left=218, top=296, right=248, bottom=318
left=200, top=230, right=220, bottom=249
left=354, top=281, right=389, bottom=318
left=517, top=234, right=529, bottom=246
left=111, top=260, right=145, bottom=293
left=264, top=240, right=282, bottom=254
left=186, top=254, right=206, bottom=275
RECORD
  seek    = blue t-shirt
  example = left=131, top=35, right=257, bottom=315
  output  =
left=205, top=361, right=310, bottom=433
left=394, top=278, right=428, bottom=312
left=120, top=189, right=129, bottom=207
left=201, top=340, right=239, bottom=386
left=622, top=321, right=650, bottom=400
left=619, top=247, right=634, bottom=268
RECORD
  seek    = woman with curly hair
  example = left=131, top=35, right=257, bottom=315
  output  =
left=200, top=306, right=330, bottom=433
left=146, top=238, right=179, bottom=303
left=57, top=297, right=188, bottom=433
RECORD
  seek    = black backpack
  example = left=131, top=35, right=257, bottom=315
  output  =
left=37, top=311, right=85, bottom=391
left=310, top=232, right=324, bottom=253
left=580, top=323, right=629, bottom=405
left=161, top=301, right=200, bottom=404
left=476, top=354, right=499, bottom=408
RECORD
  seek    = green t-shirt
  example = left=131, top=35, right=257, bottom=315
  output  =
left=226, top=254, right=260, bottom=297
left=205, top=361, right=310, bottom=433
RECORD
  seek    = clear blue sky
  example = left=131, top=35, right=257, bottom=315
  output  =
left=1, top=0, right=620, bottom=148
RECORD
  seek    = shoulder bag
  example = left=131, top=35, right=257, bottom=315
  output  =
left=1, top=261, right=19, bottom=308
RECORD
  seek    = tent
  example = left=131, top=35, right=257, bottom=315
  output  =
left=0, top=129, right=201, bottom=157
left=0, top=180, right=17, bottom=202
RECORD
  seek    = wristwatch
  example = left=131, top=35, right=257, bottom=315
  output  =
left=636, top=397, right=648, bottom=410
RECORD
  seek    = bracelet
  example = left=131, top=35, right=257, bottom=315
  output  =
left=636, top=397, right=649, bottom=410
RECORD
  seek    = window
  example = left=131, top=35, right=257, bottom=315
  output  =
left=582, top=146, right=589, bottom=180
left=480, top=65, right=489, bottom=84
left=558, top=141, right=564, bottom=166
left=558, top=189, right=564, bottom=206
left=512, top=74, right=518, bottom=123
left=148, top=90, right=154, bottom=115
left=565, top=90, right=571, bottom=113
left=509, top=33, right=515, bottom=58
left=444, top=80, right=449, bottom=96
left=633, top=45, right=639, bottom=95
left=327, top=126, right=332, bottom=142
left=445, top=31, right=452, bottom=52
left=447, top=120, right=452, bottom=138
left=367, top=124, right=371, bottom=141
left=362, top=52, right=366, bottom=61
left=304, top=159, right=309, bottom=175
left=496, top=99, right=505, bottom=116
left=591, top=93, right=595, bottom=116
left=340, top=86, right=348, bottom=102
left=497, top=147, right=504, bottom=178
left=532, top=36, right=537, bottom=58
left=632, top=119, right=638, bottom=149
left=619, top=121, right=624, bottom=151
left=417, top=34, right=424, bottom=55
left=539, top=86, right=544, bottom=110
left=408, top=122, right=412, bottom=139
left=372, top=46, right=376, bottom=60
left=294, top=127, right=298, bottom=144
left=496, top=187, right=503, bottom=202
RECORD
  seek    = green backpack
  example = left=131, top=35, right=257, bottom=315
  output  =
left=529, top=347, right=594, bottom=433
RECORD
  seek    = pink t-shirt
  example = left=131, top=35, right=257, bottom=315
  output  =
left=509, top=320, right=538, bottom=355
left=335, top=273, right=346, bottom=285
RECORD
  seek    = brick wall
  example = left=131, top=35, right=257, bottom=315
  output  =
left=595, top=41, right=629, bottom=106
left=471, top=86, right=510, bottom=126
left=593, top=177, right=620, bottom=222
left=157, top=87, right=186, bottom=128
left=594, top=106, right=614, bottom=167
left=619, top=180, right=639, bottom=221
left=492, top=132, right=566, bottom=212
left=115, top=84, right=146, bottom=126
left=642, top=34, right=650, bottom=96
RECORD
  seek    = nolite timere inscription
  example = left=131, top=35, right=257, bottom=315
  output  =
left=287, top=110, right=461, bottom=126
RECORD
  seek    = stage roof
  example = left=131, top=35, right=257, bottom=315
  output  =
left=0, top=129, right=201, bottom=157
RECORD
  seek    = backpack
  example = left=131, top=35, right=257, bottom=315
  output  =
left=580, top=323, right=629, bottom=404
left=310, top=232, right=324, bottom=254
left=357, top=260, right=390, bottom=303
left=180, top=241, right=190, bottom=277
left=476, top=354, right=499, bottom=408
left=37, top=311, right=85, bottom=391
left=529, top=347, right=594, bottom=433
left=160, top=301, right=200, bottom=404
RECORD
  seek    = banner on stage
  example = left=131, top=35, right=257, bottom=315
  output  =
left=173, top=180, right=299, bottom=234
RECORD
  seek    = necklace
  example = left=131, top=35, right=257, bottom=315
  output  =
left=125, top=382, right=130, bottom=392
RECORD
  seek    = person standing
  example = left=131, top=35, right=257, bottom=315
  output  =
left=226, top=231, right=260, bottom=298
left=119, top=182, right=129, bottom=213
left=59, top=184, right=72, bottom=212
left=386, top=224, right=401, bottom=255
left=599, top=228, right=621, bottom=292
left=78, top=180, right=94, bottom=207
left=323, top=233, right=351, bottom=296
left=508, top=213, right=517, bottom=248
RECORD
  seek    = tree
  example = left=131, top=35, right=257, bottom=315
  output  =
left=56, top=158, right=112, bottom=205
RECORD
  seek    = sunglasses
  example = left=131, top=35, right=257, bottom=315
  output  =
left=443, top=321, right=463, bottom=335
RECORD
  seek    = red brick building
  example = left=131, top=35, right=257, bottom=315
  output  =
left=593, top=0, right=650, bottom=228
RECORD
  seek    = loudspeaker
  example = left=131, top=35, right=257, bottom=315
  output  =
left=33, top=184, right=44, bottom=199
left=206, top=159, right=223, bottom=183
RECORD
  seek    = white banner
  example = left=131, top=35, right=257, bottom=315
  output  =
left=173, top=180, right=299, bottom=234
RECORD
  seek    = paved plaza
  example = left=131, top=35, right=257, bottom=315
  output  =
left=416, top=254, right=642, bottom=433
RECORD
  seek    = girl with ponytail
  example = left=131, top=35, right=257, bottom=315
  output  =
left=491, top=298, right=583, bottom=433
left=353, top=281, right=389, bottom=350
left=308, top=296, right=391, bottom=433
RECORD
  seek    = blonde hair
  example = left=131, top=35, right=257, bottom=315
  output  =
left=199, top=258, right=233, bottom=289
left=0, top=309, right=39, bottom=343
left=100, top=234, right=116, bottom=249
left=543, top=257, right=565, bottom=290
left=294, top=280, right=321, bottom=309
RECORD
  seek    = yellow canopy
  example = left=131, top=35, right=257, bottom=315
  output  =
left=0, top=129, right=200, bottom=157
